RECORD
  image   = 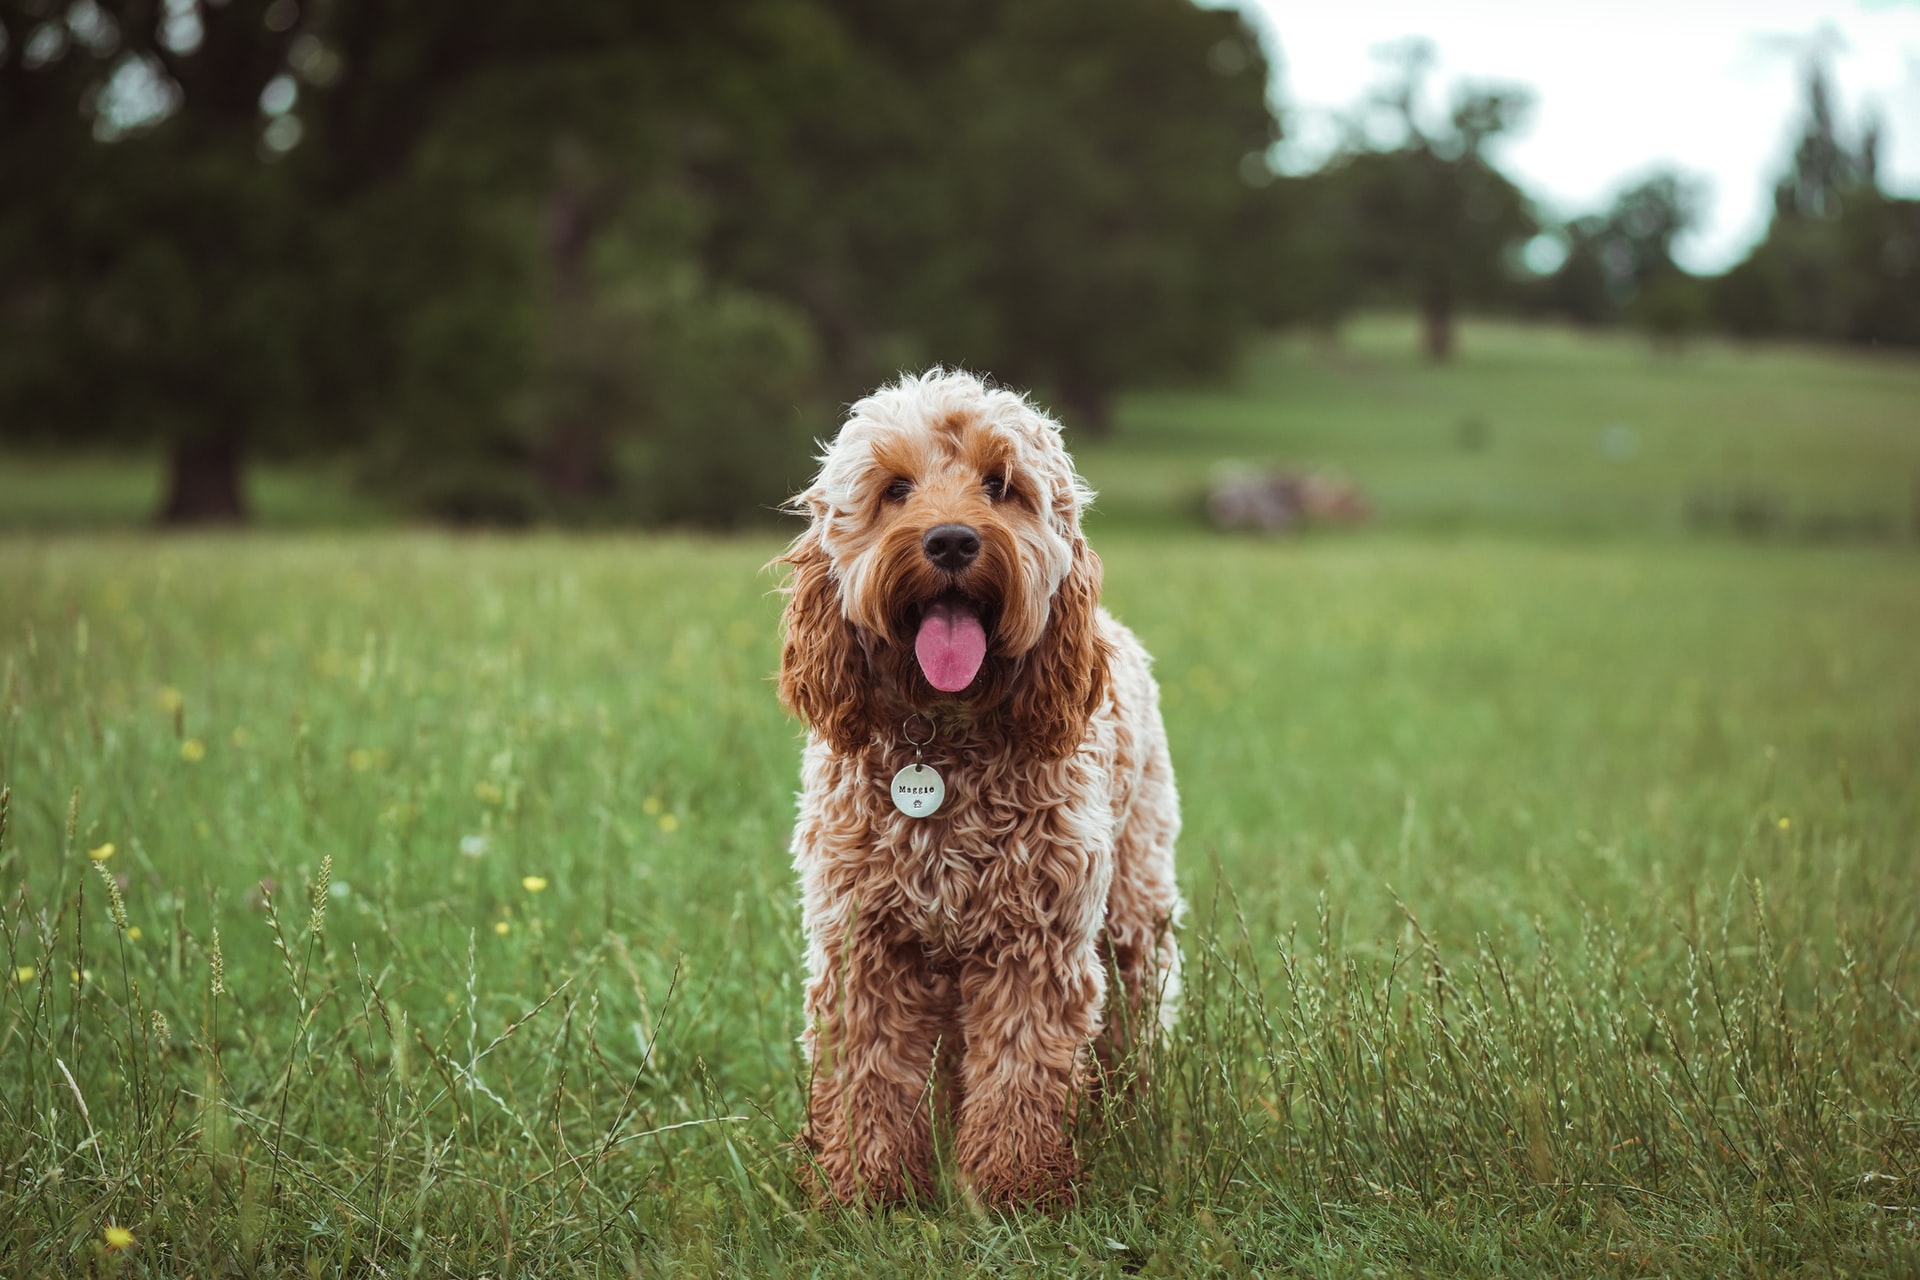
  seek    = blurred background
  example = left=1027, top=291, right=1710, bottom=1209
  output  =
left=1, top=0, right=1916, bottom=536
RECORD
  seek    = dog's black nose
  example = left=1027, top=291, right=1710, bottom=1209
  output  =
left=922, top=523, right=981, bottom=571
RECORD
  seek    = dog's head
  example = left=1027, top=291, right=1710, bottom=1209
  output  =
left=778, top=369, right=1111, bottom=759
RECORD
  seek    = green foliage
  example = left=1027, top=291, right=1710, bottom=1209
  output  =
left=0, top=0, right=533, bottom=520
left=2, top=0, right=1280, bottom=519
left=1604, top=170, right=1705, bottom=287
left=1527, top=57, right=1915, bottom=355
left=1628, top=274, right=1709, bottom=350
left=697, top=0, right=1277, bottom=427
left=555, top=271, right=822, bottom=528
left=1284, top=45, right=1538, bottom=360
left=1707, top=56, right=1917, bottom=349
left=1538, top=170, right=1704, bottom=329
left=1838, top=193, right=1920, bottom=346
left=1772, top=60, right=1867, bottom=223
left=1, top=530, right=1917, bottom=1275
left=1716, top=191, right=1920, bottom=348
left=2, top=104, right=310, bottom=449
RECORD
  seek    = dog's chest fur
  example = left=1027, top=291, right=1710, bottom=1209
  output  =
left=794, top=716, right=1124, bottom=958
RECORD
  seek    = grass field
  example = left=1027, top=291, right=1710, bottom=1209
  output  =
left=2, top=323, right=1918, bottom=1276
left=7, top=317, right=1920, bottom=541
left=1090, top=318, right=1920, bottom=539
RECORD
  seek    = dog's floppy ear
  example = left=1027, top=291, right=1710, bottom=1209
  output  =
left=777, top=528, right=873, bottom=755
left=1007, top=542, right=1112, bottom=761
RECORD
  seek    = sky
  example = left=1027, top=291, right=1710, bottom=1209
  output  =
left=1242, top=0, right=1920, bottom=272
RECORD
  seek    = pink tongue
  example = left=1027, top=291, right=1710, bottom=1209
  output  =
left=914, top=600, right=987, bottom=692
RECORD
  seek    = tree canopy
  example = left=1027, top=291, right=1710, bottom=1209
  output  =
left=1, top=0, right=1276, bottom=522
left=1709, top=59, right=1918, bottom=348
left=1266, top=42, right=1538, bottom=361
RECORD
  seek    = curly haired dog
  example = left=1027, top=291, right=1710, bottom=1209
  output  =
left=777, top=369, right=1181, bottom=1209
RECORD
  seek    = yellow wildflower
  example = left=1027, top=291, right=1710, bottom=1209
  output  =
left=103, top=1225, right=135, bottom=1251
left=180, top=738, right=206, bottom=763
left=642, top=795, right=664, bottom=816
left=13, top=967, right=33, bottom=984
left=1777, top=816, right=1791, bottom=831
left=88, top=842, right=115, bottom=862
left=157, top=687, right=184, bottom=712
left=127, top=926, right=142, bottom=942
left=494, top=921, right=511, bottom=936
left=521, top=875, right=549, bottom=894
left=658, top=813, right=679, bottom=834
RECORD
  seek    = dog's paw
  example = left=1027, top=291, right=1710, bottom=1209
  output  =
left=794, top=1131, right=932, bottom=1211
left=960, top=1149, right=1079, bottom=1213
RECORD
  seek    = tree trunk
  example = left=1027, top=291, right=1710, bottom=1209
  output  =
left=536, top=140, right=618, bottom=506
left=1420, top=287, right=1456, bottom=362
left=538, top=421, right=614, bottom=501
left=1059, top=375, right=1114, bottom=439
left=158, top=435, right=249, bottom=525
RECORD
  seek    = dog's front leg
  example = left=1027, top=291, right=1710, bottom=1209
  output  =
left=800, top=925, right=951, bottom=1207
left=952, top=935, right=1106, bottom=1208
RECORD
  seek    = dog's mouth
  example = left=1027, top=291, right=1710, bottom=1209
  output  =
left=911, top=591, right=991, bottom=693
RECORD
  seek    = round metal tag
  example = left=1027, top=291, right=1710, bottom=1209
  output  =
left=890, top=763, right=945, bottom=818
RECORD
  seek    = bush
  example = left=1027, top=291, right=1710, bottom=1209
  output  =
left=1631, top=273, right=1709, bottom=350
left=608, top=275, right=823, bottom=527
left=370, top=268, right=822, bottom=528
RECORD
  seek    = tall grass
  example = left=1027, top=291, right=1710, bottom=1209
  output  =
left=1, top=533, right=1915, bottom=1276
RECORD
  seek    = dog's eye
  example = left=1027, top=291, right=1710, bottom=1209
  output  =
left=983, top=475, right=1008, bottom=502
left=883, top=477, right=914, bottom=502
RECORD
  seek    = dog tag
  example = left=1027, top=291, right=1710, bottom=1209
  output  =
left=890, top=763, right=945, bottom=818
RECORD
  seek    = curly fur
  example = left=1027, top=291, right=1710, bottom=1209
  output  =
left=777, top=369, right=1182, bottom=1209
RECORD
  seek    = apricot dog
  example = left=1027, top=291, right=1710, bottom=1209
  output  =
left=778, top=369, right=1180, bottom=1208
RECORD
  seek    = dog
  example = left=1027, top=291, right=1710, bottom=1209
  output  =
left=777, top=369, right=1181, bottom=1209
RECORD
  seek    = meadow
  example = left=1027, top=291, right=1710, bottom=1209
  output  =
left=2, top=322, right=1918, bottom=1276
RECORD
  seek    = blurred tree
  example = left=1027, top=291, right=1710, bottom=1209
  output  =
left=1539, top=168, right=1704, bottom=331
left=1535, top=215, right=1615, bottom=325
left=0, top=0, right=798, bottom=522
left=0, top=0, right=531, bottom=521
left=2, top=0, right=314, bottom=521
left=4, top=0, right=1283, bottom=519
left=1604, top=171, right=1703, bottom=289
left=1706, top=254, right=1784, bottom=340
left=696, top=0, right=1279, bottom=432
left=1835, top=192, right=1920, bottom=346
left=1234, top=174, right=1355, bottom=333
left=1773, top=61, right=1860, bottom=223
left=939, top=0, right=1278, bottom=428
left=1312, top=42, right=1537, bottom=360
left=1630, top=273, right=1709, bottom=352
left=373, top=39, right=826, bottom=522
left=1709, top=54, right=1917, bottom=348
